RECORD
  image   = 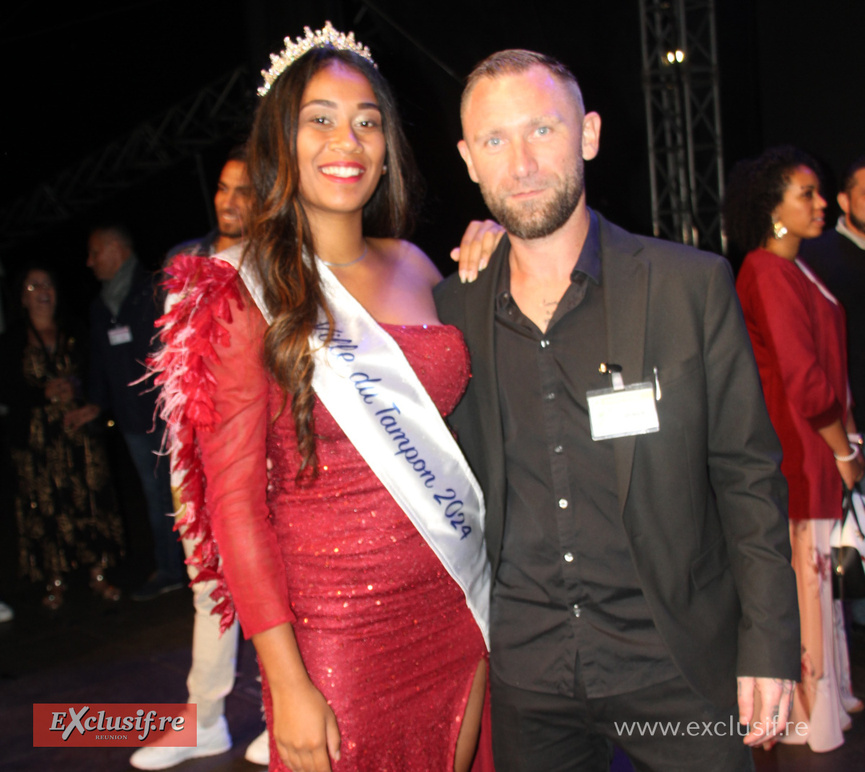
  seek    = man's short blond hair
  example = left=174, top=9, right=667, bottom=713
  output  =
left=460, top=49, right=585, bottom=121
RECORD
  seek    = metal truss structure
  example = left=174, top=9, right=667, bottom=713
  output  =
left=0, top=67, right=254, bottom=255
left=638, top=0, right=725, bottom=254
left=5, top=6, right=727, bottom=257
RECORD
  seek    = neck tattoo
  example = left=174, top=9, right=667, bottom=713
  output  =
left=542, top=297, right=558, bottom=322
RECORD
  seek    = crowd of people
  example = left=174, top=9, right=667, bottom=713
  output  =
left=1, top=19, right=863, bottom=772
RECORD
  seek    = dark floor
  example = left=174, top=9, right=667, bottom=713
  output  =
left=2, top=582, right=865, bottom=772
left=1, top=584, right=265, bottom=772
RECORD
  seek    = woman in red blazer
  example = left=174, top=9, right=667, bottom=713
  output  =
left=725, top=146, right=864, bottom=752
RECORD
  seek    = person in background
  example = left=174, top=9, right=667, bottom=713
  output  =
left=130, top=149, right=269, bottom=770
left=800, top=156, right=865, bottom=429
left=87, top=225, right=184, bottom=600
left=725, top=145, right=864, bottom=753
left=164, top=145, right=251, bottom=263
left=800, top=155, right=865, bottom=632
left=0, top=263, right=123, bottom=609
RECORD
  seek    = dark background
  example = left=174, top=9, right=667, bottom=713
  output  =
left=1, top=4, right=864, bottom=765
left=1, top=0, right=862, bottom=324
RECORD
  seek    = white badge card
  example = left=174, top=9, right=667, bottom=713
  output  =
left=108, top=326, right=133, bottom=346
left=587, top=382, right=659, bottom=441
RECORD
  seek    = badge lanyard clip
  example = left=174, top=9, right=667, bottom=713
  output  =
left=599, top=362, right=624, bottom=390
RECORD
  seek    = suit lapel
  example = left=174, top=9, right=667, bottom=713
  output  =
left=464, top=241, right=508, bottom=566
left=466, top=273, right=502, bottom=458
left=598, top=216, right=649, bottom=517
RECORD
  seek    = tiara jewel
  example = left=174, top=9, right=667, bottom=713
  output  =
left=258, top=20, right=376, bottom=97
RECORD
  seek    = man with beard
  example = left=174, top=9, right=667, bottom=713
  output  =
left=165, top=145, right=251, bottom=262
left=800, top=156, right=865, bottom=632
left=131, top=147, right=269, bottom=770
left=435, top=50, right=800, bottom=771
left=800, top=157, right=865, bottom=431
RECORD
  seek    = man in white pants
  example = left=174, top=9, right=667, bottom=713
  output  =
left=130, top=148, right=269, bottom=769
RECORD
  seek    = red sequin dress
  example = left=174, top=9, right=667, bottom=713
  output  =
left=154, top=256, right=491, bottom=771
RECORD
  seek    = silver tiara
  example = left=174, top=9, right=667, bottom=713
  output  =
left=258, top=21, right=376, bottom=97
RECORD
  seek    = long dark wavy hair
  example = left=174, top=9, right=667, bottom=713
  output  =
left=722, top=145, right=820, bottom=253
left=244, top=47, right=421, bottom=481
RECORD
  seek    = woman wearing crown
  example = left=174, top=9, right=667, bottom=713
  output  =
left=152, top=23, right=493, bottom=772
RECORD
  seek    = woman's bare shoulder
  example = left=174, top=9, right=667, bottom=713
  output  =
left=369, top=238, right=442, bottom=286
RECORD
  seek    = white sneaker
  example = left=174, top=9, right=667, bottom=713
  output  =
left=244, top=729, right=270, bottom=766
left=129, top=716, right=231, bottom=770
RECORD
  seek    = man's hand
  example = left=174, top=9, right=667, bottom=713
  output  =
left=737, top=675, right=795, bottom=748
left=450, top=220, right=505, bottom=283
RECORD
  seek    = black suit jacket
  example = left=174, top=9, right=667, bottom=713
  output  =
left=89, top=261, right=162, bottom=434
left=800, top=228, right=865, bottom=429
left=435, top=212, right=800, bottom=707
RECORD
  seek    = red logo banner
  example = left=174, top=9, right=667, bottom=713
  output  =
left=33, top=703, right=197, bottom=748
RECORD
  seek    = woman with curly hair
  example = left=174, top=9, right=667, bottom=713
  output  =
left=153, top=23, right=492, bottom=772
left=724, top=146, right=863, bottom=751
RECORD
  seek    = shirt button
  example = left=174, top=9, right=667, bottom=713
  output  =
left=558, top=498, right=568, bottom=509
left=540, top=339, right=550, bottom=348
left=554, top=445, right=563, bottom=454
left=563, top=552, right=574, bottom=562
left=572, top=603, right=581, bottom=618
left=544, top=392, right=556, bottom=401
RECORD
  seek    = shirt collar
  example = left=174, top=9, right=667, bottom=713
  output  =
left=576, top=209, right=602, bottom=284
left=495, top=208, right=602, bottom=302
left=836, top=215, right=865, bottom=250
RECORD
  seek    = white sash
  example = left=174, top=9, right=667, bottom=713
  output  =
left=217, top=245, right=490, bottom=648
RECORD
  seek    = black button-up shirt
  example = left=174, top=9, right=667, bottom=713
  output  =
left=491, top=212, right=678, bottom=698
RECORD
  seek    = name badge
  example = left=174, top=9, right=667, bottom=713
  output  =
left=587, top=382, right=659, bottom=440
left=108, top=326, right=133, bottom=346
